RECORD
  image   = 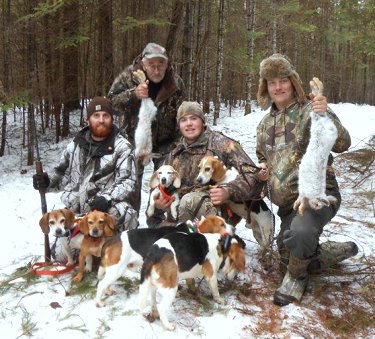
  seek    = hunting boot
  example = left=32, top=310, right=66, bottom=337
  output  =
left=308, top=241, right=358, bottom=272
left=273, top=254, right=311, bottom=306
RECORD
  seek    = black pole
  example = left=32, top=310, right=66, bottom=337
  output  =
left=32, top=106, right=51, bottom=262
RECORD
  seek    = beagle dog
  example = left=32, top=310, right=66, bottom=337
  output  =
left=147, top=165, right=181, bottom=220
left=39, top=209, right=83, bottom=266
left=72, top=211, right=116, bottom=283
left=139, top=231, right=246, bottom=331
left=95, top=215, right=235, bottom=307
left=196, top=155, right=274, bottom=249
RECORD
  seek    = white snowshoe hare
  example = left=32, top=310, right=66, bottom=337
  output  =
left=133, top=70, right=157, bottom=166
left=293, top=77, right=338, bottom=216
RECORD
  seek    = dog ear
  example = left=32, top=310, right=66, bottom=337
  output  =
left=172, top=170, right=181, bottom=188
left=78, top=215, right=89, bottom=235
left=63, top=209, right=75, bottom=229
left=103, top=213, right=116, bottom=237
left=211, top=158, right=226, bottom=182
left=39, top=213, right=50, bottom=234
left=228, top=243, right=246, bottom=272
left=149, top=171, right=160, bottom=189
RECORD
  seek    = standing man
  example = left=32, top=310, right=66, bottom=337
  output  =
left=108, top=42, right=185, bottom=212
left=33, top=97, right=138, bottom=232
left=256, top=54, right=358, bottom=306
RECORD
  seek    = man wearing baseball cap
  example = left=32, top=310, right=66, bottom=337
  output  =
left=108, top=42, right=186, bottom=213
left=33, top=96, right=138, bottom=241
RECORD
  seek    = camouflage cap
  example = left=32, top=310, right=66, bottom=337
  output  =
left=142, top=43, right=168, bottom=61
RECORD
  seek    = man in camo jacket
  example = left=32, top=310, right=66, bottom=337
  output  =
left=108, top=43, right=185, bottom=212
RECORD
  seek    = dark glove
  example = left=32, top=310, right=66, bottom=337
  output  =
left=89, top=196, right=110, bottom=212
left=283, top=228, right=318, bottom=259
left=32, top=173, right=50, bottom=190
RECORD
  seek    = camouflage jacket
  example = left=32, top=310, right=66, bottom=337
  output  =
left=48, top=126, right=137, bottom=219
left=256, top=100, right=351, bottom=208
left=165, top=128, right=265, bottom=202
left=108, top=57, right=185, bottom=157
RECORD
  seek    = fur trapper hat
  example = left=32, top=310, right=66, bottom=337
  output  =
left=87, top=96, right=113, bottom=119
left=177, top=101, right=206, bottom=124
left=257, top=53, right=306, bottom=110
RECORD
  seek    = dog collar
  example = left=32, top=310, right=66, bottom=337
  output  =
left=158, top=185, right=174, bottom=201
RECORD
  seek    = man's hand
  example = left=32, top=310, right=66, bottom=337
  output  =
left=209, top=186, right=230, bottom=206
left=310, top=94, right=328, bottom=114
left=134, top=81, right=149, bottom=100
left=153, top=193, right=173, bottom=211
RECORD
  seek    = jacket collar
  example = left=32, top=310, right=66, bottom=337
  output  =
left=74, top=125, right=118, bottom=157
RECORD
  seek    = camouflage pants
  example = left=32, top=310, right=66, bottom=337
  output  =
left=178, top=191, right=218, bottom=222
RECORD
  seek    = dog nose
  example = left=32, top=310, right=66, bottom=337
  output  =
left=196, top=177, right=202, bottom=184
left=91, top=228, right=99, bottom=237
left=161, top=177, right=166, bottom=184
left=55, top=229, right=63, bottom=236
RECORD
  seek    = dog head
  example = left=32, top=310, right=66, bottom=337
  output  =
left=78, top=211, right=116, bottom=238
left=196, top=156, right=227, bottom=185
left=197, top=215, right=234, bottom=236
left=39, top=209, right=75, bottom=236
left=220, top=237, right=246, bottom=279
left=149, top=165, right=181, bottom=189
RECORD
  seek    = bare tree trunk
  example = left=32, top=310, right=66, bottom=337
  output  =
left=202, top=1, right=211, bottom=113
left=213, top=0, right=224, bottom=126
left=181, top=1, right=194, bottom=100
left=271, top=0, right=277, bottom=53
left=245, top=0, right=256, bottom=115
left=165, top=0, right=184, bottom=61
left=62, top=1, right=80, bottom=137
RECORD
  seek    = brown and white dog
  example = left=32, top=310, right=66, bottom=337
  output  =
left=147, top=165, right=181, bottom=220
left=196, top=155, right=274, bottom=250
left=39, top=209, right=83, bottom=266
left=72, top=211, right=116, bottom=283
left=95, top=215, right=235, bottom=307
left=139, top=231, right=246, bottom=331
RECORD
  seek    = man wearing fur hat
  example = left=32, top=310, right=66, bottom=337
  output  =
left=147, top=101, right=274, bottom=255
left=256, top=54, right=358, bottom=306
left=108, top=42, right=185, bottom=213
left=33, top=96, right=138, bottom=234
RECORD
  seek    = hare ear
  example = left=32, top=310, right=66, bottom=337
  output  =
left=78, top=216, right=89, bottom=235
left=39, top=213, right=50, bottom=234
left=172, top=171, right=181, bottom=188
left=63, top=209, right=75, bottom=228
left=149, top=171, right=160, bottom=189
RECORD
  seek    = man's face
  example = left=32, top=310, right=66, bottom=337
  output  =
left=267, top=77, right=294, bottom=109
left=179, top=114, right=205, bottom=145
left=143, top=57, right=168, bottom=83
left=88, top=111, right=113, bottom=141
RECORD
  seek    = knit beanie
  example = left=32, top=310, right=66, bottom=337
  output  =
left=177, top=101, right=206, bottom=123
left=87, top=97, right=113, bottom=119
left=256, top=53, right=306, bottom=110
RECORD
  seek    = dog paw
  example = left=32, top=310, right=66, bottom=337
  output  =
left=84, top=267, right=92, bottom=273
left=214, top=296, right=224, bottom=304
left=161, top=320, right=176, bottom=331
left=96, top=300, right=106, bottom=308
left=72, top=273, right=83, bottom=283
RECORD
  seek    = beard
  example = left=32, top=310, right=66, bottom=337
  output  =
left=89, top=123, right=112, bottom=139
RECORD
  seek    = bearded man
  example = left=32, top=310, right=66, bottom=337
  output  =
left=33, top=97, right=138, bottom=232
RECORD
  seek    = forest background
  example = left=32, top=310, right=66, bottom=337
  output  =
left=0, top=0, right=374, bottom=164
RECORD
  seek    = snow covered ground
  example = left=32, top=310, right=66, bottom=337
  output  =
left=0, top=102, right=374, bottom=338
